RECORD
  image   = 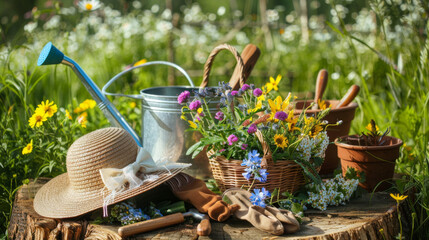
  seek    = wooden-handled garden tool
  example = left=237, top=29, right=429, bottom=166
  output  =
left=229, top=44, right=260, bottom=90
left=311, top=69, right=329, bottom=110
left=117, top=209, right=211, bottom=238
left=335, top=85, right=360, bottom=109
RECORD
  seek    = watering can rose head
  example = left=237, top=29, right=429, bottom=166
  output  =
left=177, top=78, right=334, bottom=172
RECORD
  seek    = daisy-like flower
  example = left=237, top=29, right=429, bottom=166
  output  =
left=78, top=0, right=102, bottom=11
left=22, top=140, right=33, bottom=155
left=28, top=112, right=48, bottom=128
left=77, top=112, right=88, bottom=128
left=266, top=74, right=282, bottom=93
left=36, top=100, right=57, bottom=117
left=273, top=134, right=288, bottom=149
left=65, top=110, right=72, bottom=120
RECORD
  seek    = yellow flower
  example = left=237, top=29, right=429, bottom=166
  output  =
left=390, top=193, right=408, bottom=202
left=133, top=59, right=147, bottom=67
left=197, top=108, right=203, bottom=115
left=36, top=100, right=57, bottom=117
left=129, top=102, right=137, bottom=108
left=311, top=124, right=323, bottom=136
left=77, top=112, right=88, bottom=128
left=74, top=99, right=96, bottom=113
left=188, top=120, right=197, bottom=129
left=366, top=122, right=379, bottom=133
left=248, top=101, right=263, bottom=114
left=273, top=134, right=288, bottom=149
left=266, top=75, right=282, bottom=93
left=65, top=110, right=72, bottom=120
left=317, top=99, right=331, bottom=110
left=28, top=112, right=48, bottom=128
left=181, top=115, right=187, bottom=121
left=22, top=140, right=33, bottom=155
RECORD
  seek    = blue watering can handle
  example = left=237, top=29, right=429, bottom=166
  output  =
left=102, top=61, right=195, bottom=100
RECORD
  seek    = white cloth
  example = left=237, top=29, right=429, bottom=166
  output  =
left=99, top=147, right=191, bottom=216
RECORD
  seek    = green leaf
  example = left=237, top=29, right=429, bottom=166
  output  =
left=294, top=160, right=321, bottom=184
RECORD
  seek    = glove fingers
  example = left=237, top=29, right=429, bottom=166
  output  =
left=266, top=206, right=300, bottom=234
left=223, top=189, right=251, bottom=216
left=246, top=206, right=284, bottom=235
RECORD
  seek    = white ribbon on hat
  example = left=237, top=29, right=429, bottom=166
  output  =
left=99, top=147, right=191, bottom=217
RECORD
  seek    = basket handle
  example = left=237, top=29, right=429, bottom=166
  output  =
left=200, top=44, right=245, bottom=88
left=255, top=130, right=273, bottom=168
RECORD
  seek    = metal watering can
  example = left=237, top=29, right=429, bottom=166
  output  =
left=37, top=42, right=218, bottom=177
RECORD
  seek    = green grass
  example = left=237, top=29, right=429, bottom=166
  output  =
left=0, top=0, right=428, bottom=238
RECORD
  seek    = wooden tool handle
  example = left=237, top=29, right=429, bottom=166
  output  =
left=229, top=44, right=261, bottom=90
left=312, top=69, right=328, bottom=110
left=197, top=219, right=211, bottom=236
left=118, top=213, right=184, bottom=238
left=336, top=85, right=360, bottom=109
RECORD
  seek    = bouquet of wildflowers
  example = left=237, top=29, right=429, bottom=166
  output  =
left=178, top=75, right=332, bottom=182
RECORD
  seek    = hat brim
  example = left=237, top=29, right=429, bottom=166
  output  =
left=34, top=168, right=184, bottom=218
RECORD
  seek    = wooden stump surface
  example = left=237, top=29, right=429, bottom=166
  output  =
left=8, top=178, right=409, bottom=240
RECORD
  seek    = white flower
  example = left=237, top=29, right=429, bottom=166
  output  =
left=78, top=0, right=102, bottom=11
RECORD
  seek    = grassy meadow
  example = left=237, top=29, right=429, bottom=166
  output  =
left=0, top=0, right=428, bottom=238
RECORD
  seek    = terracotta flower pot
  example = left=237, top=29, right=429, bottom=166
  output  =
left=334, top=135, right=403, bottom=192
left=294, top=100, right=358, bottom=175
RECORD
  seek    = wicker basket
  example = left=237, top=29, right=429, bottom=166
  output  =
left=207, top=131, right=314, bottom=194
left=208, top=152, right=308, bottom=193
left=201, top=44, right=318, bottom=194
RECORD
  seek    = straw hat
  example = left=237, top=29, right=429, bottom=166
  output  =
left=34, top=127, right=185, bottom=218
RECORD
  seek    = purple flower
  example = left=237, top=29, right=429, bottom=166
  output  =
left=241, top=84, right=250, bottom=91
left=215, top=111, right=224, bottom=121
left=274, top=111, right=288, bottom=121
left=241, top=144, right=248, bottom=150
left=247, top=124, right=257, bottom=134
left=189, top=100, right=202, bottom=110
left=177, top=91, right=191, bottom=104
left=219, top=149, right=225, bottom=153
left=196, top=115, right=201, bottom=121
left=231, top=90, right=239, bottom=96
left=253, top=88, right=263, bottom=97
left=227, top=134, right=238, bottom=145
left=250, top=188, right=271, bottom=208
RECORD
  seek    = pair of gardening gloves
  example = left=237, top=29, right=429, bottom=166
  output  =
left=165, top=173, right=239, bottom=222
left=224, top=189, right=300, bottom=236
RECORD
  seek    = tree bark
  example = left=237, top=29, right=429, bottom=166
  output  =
left=9, top=179, right=407, bottom=239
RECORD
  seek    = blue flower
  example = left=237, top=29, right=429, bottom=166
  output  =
left=254, top=169, right=269, bottom=183
left=241, top=150, right=268, bottom=182
left=250, top=188, right=271, bottom=208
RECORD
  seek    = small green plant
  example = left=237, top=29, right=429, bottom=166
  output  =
left=360, top=119, right=391, bottom=146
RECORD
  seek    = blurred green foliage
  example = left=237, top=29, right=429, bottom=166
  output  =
left=0, top=0, right=428, bottom=238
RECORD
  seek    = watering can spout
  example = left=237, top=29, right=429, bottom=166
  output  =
left=38, top=42, right=65, bottom=66
left=37, top=42, right=143, bottom=147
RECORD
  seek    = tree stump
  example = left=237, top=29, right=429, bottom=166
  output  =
left=8, top=178, right=409, bottom=240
